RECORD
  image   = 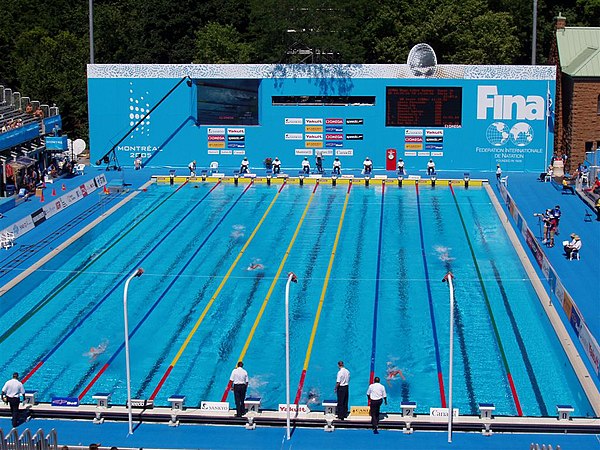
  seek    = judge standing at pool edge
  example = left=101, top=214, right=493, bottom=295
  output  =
left=367, top=376, right=387, bottom=434
left=230, top=361, right=249, bottom=417
left=335, top=360, right=350, bottom=419
left=2, top=372, right=25, bottom=427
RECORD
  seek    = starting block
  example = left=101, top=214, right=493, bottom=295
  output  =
left=556, top=405, right=574, bottom=421
left=478, top=403, right=495, bottom=436
left=401, top=401, right=417, bottom=434
left=23, top=390, right=37, bottom=408
left=168, top=395, right=186, bottom=427
left=322, top=400, right=338, bottom=433
left=92, top=393, right=111, bottom=424
left=244, top=397, right=261, bottom=430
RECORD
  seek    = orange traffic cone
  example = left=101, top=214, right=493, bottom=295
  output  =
left=61, top=184, right=66, bottom=191
left=51, top=188, right=56, bottom=196
left=40, top=190, right=45, bottom=202
left=103, top=186, right=109, bottom=195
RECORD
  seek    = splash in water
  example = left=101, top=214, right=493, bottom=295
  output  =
left=386, top=361, right=405, bottom=386
left=434, top=245, right=455, bottom=262
left=231, top=224, right=246, bottom=239
left=84, top=340, right=108, bottom=361
left=306, top=387, right=321, bottom=405
left=247, top=259, right=265, bottom=271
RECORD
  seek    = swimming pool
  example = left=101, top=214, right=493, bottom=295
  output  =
left=0, top=179, right=593, bottom=417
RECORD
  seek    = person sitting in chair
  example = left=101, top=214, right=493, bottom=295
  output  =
left=272, top=157, right=281, bottom=174
left=332, top=157, right=342, bottom=175
left=240, top=157, right=250, bottom=174
left=397, top=158, right=405, bottom=175
left=563, top=234, right=581, bottom=259
left=427, top=159, right=436, bottom=175
left=301, top=157, right=310, bottom=174
left=363, top=157, right=373, bottom=175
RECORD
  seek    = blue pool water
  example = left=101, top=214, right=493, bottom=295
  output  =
left=0, top=180, right=593, bottom=417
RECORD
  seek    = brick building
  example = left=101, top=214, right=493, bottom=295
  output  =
left=549, top=14, right=600, bottom=171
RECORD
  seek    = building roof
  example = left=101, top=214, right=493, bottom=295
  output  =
left=556, top=27, right=600, bottom=77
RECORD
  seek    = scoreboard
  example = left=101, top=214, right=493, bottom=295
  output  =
left=386, top=87, right=462, bottom=127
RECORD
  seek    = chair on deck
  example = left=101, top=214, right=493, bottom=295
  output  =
left=75, top=163, right=85, bottom=176
left=209, top=161, right=219, bottom=174
left=569, top=248, right=580, bottom=260
left=500, top=175, right=508, bottom=186
left=1, top=231, right=15, bottom=249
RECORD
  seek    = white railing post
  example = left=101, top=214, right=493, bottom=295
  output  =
left=443, top=272, right=455, bottom=443
left=285, top=272, right=298, bottom=441
left=123, top=267, right=144, bottom=435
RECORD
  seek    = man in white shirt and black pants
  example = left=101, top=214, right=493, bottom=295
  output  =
left=2, top=372, right=25, bottom=428
left=229, top=361, right=249, bottom=417
left=366, top=376, right=387, bottom=434
left=335, top=360, right=350, bottom=420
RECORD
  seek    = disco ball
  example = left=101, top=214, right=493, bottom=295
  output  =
left=407, top=43, right=437, bottom=77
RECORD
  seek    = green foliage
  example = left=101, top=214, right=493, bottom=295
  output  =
left=194, top=22, right=254, bottom=64
left=0, top=0, right=595, bottom=140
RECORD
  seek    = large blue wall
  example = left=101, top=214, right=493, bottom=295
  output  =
left=88, top=64, right=556, bottom=173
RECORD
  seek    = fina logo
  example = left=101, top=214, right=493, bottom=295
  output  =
left=127, top=82, right=151, bottom=139
left=477, top=86, right=544, bottom=121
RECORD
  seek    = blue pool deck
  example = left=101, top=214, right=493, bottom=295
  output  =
left=0, top=166, right=599, bottom=448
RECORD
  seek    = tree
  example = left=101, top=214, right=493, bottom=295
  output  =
left=194, top=22, right=253, bottom=64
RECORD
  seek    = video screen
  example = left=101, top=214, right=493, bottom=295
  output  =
left=386, top=87, right=462, bottom=127
left=195, top=79, right=260, bottom=125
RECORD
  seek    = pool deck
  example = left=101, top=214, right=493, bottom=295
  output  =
left=1, top=166, right=599, bottom=448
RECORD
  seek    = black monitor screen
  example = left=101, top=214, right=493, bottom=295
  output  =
left=386, top=87, right=462, bottom=127
left=195, top=79, right=260, bottom=125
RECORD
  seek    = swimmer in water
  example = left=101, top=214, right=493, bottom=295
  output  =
left=84, top=341, right=108, bottom=361
left=247, top=259, right=265, bottom=271
left=307, top=387, right=320, bottom=405
left=386, top=361, right=405, bottom=386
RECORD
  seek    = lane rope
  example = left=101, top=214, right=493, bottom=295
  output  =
left=415, top=182, right=447, bottom=407
left=449, top=183, right=523, bottom=416
left=2, top=180, right=191, bottom=347
left=149, top=181, right=293, bottom=401
left=293, top=182, right=352, bottom=404
left=369, top=182, right=386, bottom=384
left=76, top=181, right=254, bottom=400
left=220, top=182, right=320, bottom=401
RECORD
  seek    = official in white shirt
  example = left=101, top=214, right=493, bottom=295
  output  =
left=366, top=376, right=387, bottom=434
left=427, top=159, right=436, bottom=175
left=273, top=157, right=281, bottom=174
left=2, top=372, right=25, bottom=427
left=240, top=157, right=250, bottom=174
left=335, top=360, right=350, bottom=419
left=397, top=158, right=405, bottom=175
left=188, top=160, right=196, bottom=177
left=229, top=361, right=249, bottom=417
left=363, top=157, right=373, bottom=174
left=301, top=157, right=311, bottom=174
left=332, top=157, right=342, bottom=175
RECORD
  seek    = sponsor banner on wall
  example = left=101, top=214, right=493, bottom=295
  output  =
left=405, top=143, right=423, bottom=150
left=346, top=118, right=363, bottom=125
left=285, top=133, right=303, bottom=140
left=345, top=134, right=363, bottom=140
left=326, top=142, right=343, bottom=147
left=554, top=279, right=565, bottom=306
left=285, top=118, right=303, bottom=125
left=228, top=136, right=245, bottom=141
left=305, top=133, right=323, bottom=140
left=295, top=149, right=313, bottom=156
left=579, top=326, right=600, bottom=376
left=326, top=118, right=343, bottom=124
left=569, top=305, right=582, bottom=336
left=326, top=134, right=343, bottom=140
left=207, top=149, right=219, bottom=155
left=426, top=144, right=443, bottom=150
left=335, top=149, right=354, bottom=156
left=425, top=129, right=444, bottom=137
left=94, top=174, right=108, bottom=188
left=42, top=200, right=62, bottom=220
left=228, top=143, right=245, bottom=149
left=322, top=149, right=334, bottom=156
left=405, top=129, right=424, bottom=136
left=278, top=404, right=310, bottom=414
left=220, top=149, right=232, bottom=155
left=305, top=141, right=323, bottom=148
left=84, top=179, right=97, bottom=193
left=227, top=128, right=245, bottom=135
left=208, top=142, right=225, bottom=149
left=426, top=137, right=444, bottom=142
left=326, top=126, right=343, bottom=132
left=405, top=137, right=423, bottom=143
left=417, top=151, right=430, bottom=157
left=207, top=128, right=226, bottom=135
left=305, top=118, right=323, bottom=125
left=233, top=150, right=246, bottom=155
left=431, top=151, right=444, bottom=157
left=10, top=216, right=35, bottom=237
left=208, top=135, right=225, bottom=141
left=305, top=126, right=323, bottom=132
left=79, top=184, right=89, bottom=197
left=404, top=151, right=417, bottom=156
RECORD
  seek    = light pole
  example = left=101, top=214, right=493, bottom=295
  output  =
left=532, top=0, right=538, bottom=65
left=89, top=0, right=95, bottom=64
left=442, top=272, right=455, bottom=443
left=285, top=272, right=298, bottom=441
left=123, top=267, right=144, bottom=435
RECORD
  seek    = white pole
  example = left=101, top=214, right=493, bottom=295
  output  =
left=532, top=0, right=538, bottom=65
left=443, top=272, right=455, bottom=443
left=123, top=267, right=143, bottom=435
left=285, top=272, right=297, bottom=441
left=89, top=0, right=95, bottom=64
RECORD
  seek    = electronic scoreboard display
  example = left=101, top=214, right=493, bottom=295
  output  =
left=386, top=87, right=462, bottom=127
